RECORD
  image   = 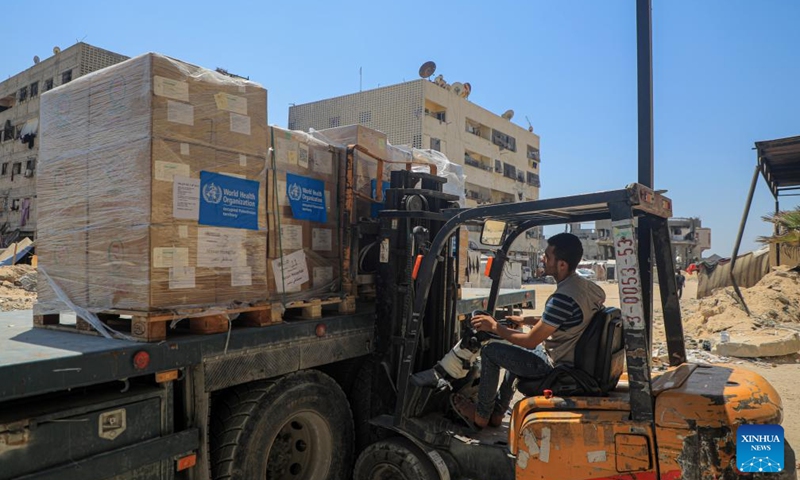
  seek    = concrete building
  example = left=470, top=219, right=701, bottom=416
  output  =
left=594, top=218, right=711, bottom=268
left=0, top=43, right=128, bottom=245
left=288, top=76, right=544, bottom=254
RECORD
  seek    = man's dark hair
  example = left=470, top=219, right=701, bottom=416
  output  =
left=547, top=233, right=583, bottom=271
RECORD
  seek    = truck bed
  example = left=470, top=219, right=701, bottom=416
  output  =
left=0, top=308, right=375, bottom=402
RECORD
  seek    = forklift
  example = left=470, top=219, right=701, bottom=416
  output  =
left=353, top=178, right=796, bottom=480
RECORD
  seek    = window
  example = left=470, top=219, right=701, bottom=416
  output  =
left=412, top=134, right=422, bottom=149
left=44, top=78, right=54, bottom=91
left=328, top=116, right=340, bottom=128
left=530, top=159, right=538, bottom=170
left=503, top=162, right=516, bottom=179
left=1, top=163, right=8, bottom=176
left=494, top=159, right=502, bottom=173
left=18, top=86, right=28, bottom=102
left=527, top=172, right=541, bottom=187
left=492, top=129, right=516, bottom=152
left=516, top=171, right=525, bottom=183
left=62, top=69, right=73, bottom=84
left=3, top=120, right=14, bottom=142
left=430, top=137, right=441, bottom=151
left=12, top=163, right=22, bottom=179
left=358, top=111, right=372, bottom=124
left=29, top=81, right=38, bottom=98
left=26, top=159, right=35, bottom=172
left=434, top=111, right=446, bottom=122
left=527, top=145, right=540, bottom=161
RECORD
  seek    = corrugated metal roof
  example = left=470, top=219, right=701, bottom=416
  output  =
left=755, top=135, right=800, bottom=197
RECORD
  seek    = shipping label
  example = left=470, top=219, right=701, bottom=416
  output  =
left=167, top=100, right=194, bottom=125
left=173, top=176, right=200, bottom=220
left=280, top=224, right=303, bottom=251
left=154, top=76, right=189, bottom=102
left=230, top=113, right=251, bottom=135
left=272, top=249, right=308, bottom=293
left=214, top=92, right=248, bottom=115
left=312, top=228, right=332, bottom=251
left=197, top=227, right=244, bottom=268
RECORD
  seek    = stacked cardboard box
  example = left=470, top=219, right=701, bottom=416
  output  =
left=266, top=127, right=344, bottom=301
left=36, top=53, right=268, bottom=314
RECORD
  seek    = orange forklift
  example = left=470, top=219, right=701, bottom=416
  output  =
left=352, top=181, right=795, bottom=480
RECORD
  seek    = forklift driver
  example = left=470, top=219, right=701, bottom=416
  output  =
left=451, top=233, right=606, bottom=429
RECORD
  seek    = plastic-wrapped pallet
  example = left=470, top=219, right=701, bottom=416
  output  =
left=266, top=126, right=345, bottom=303
left=36, top=53, right=269, bottom=316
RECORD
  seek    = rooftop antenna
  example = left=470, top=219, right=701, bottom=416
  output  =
left=418, top=61, right=436, bottom=79
left=359, top=66, right=362, bottom=92
left=525, top=115, right=533, bottom=132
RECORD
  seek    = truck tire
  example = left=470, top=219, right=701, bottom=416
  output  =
left=353, top=437, right=440, bottom=480
left=210, top=370, right=354, bottom=480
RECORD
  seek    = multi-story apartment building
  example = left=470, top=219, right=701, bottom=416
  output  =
left=0, top=43, right=127, bottom=245
left=288, top=76, right=544, bottom=254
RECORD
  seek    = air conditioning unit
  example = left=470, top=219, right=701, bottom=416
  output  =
left=23, top=169, right=33, bottom=177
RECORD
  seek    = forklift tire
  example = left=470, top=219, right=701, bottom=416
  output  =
left=210, top=370, right=354, bottom=480
left=353, top=437, right=440, bottom=480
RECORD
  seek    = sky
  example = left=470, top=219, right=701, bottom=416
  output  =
left=3, top=1, right=798, bottom=256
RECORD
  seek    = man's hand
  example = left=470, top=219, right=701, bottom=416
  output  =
left=471, top=314, right=498, bottom=334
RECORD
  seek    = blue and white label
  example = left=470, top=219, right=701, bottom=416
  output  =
left=198, top=171, right=259, bottom=230
left=286, top=173, right=327, bottom=223
left=737, top=424, right=784, bottom=473
left=371, top=179, right=390, bottom=218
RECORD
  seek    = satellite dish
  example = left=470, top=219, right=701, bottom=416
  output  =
left=33, top=56, right=40, bottom=64
left=419, top=61, right=436, bottom=79
left=53, top=46, right=61, bottom=55
left=451, top=82, right=464, bottom=96
left=502, top=109, right=515, bottom=120
left=462, top=82, right=471, bottom=99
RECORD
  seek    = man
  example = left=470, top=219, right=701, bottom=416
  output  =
left=451, top=233, right=605, bottom=429
left=675, top=270, right=685, bottom=299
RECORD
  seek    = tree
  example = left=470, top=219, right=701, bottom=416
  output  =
left=758, top=207, right=800, bottom=256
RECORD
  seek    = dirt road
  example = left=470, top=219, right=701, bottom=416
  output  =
left=521, top=275, right=800, bottom=448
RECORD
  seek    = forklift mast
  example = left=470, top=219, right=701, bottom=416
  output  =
left=375, top=170, right=462, bottom=391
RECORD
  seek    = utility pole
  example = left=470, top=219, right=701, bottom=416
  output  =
left=636, top=0, right=654, bottom=350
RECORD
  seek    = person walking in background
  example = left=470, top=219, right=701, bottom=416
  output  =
left=676, top=270, right=686, bottom=299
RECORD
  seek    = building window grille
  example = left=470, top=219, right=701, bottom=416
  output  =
left=412, top=134, right=422, bottom=149
left=503, top=162, right=516, bottom=179
left=328, top=116, right=340, bottom=128
left=359, top=111, right=372, bottom=124
left=44, top=78, right=54, bottom=91
left=18, top=87, right=28, bottom=102
left=29, top=82, right=39, bottom=98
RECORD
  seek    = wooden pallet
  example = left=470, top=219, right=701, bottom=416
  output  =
left=33, top=304, right=281, bottom=342
left=278, top=295, right=357, bottom=320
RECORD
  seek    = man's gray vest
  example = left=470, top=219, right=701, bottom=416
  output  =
left=543, top=273, right=606, bottom=366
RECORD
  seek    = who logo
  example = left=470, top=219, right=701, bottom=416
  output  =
left=737, top=424, right=784, bottom=473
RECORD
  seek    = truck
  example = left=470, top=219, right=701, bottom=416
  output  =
left=0, top=157, right=533, bottom=479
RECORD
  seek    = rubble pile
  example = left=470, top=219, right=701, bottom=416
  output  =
left=684, top=266, right=800, bottom=339
left=0, top=265, right=37, bottom=311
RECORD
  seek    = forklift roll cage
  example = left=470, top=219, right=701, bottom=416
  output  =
left=393, top=183, right=687, bottom=428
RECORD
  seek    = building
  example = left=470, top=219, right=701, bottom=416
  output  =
left=288, top=76, right=544, bottom=255
left=594, top=218, right=711, bottom=268
left=0, top=43, right=128, bottom=245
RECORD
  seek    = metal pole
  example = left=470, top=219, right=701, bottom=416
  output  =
left=775, top=197, right=781, bottom=266
left=729, top=165, right=761, bottom=316
left=636, top=0, right=654, bottom=351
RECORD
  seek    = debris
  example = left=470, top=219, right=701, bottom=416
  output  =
left=715, top=332, right=800, bottom=358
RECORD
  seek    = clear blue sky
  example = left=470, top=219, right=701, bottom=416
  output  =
left=4, top=1, right=798, bottom=256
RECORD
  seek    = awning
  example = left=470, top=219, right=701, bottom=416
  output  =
left=19, top=118, right=38, bottom=137
left=755, top=135, right=800, bottom=198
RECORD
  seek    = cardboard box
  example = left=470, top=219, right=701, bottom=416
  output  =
left=86, top=53, right=268, bottom=156
left=36, top=53, right=270, bottom=314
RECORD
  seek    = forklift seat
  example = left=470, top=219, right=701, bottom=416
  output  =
left=516, top=307, right=624, bottom=397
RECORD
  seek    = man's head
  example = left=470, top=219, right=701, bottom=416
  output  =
left=544, top=233, right=583, bottom=281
